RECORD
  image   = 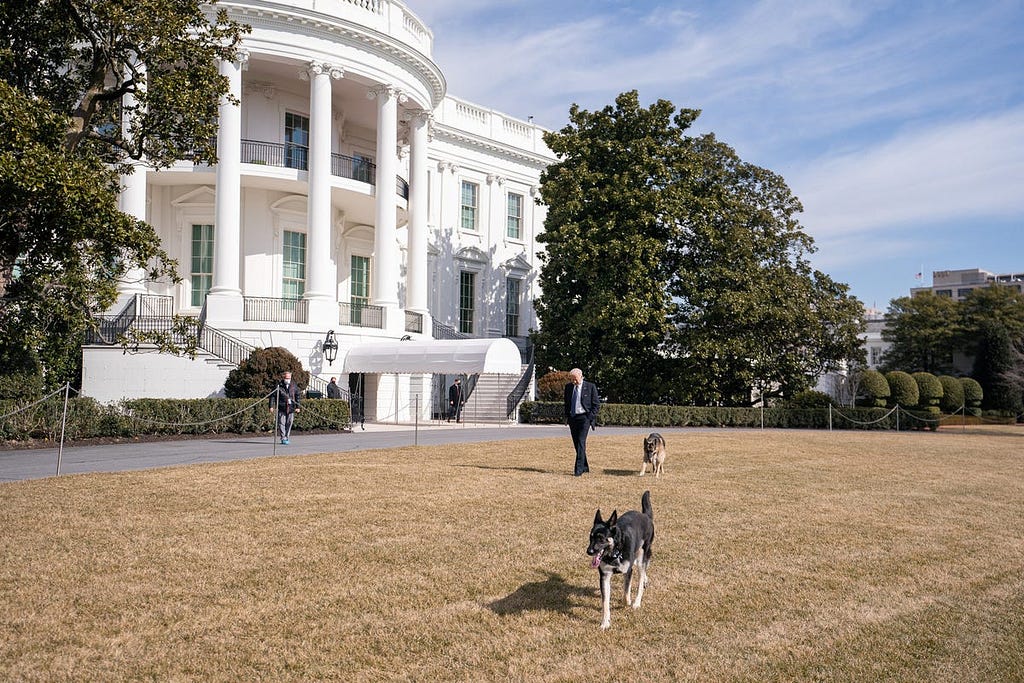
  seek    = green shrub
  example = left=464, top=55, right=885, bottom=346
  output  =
left=912, top=372, right=943, bottom=409
left=885, top=371, right=919, bottom=407
left=224, top=347, right=310, bottom=398
left=517, top=401, right=903, bottom=430
left=961, top=377, right=984, bottom=417
left=937, top=375, right=965, bottom=413
left=856, top=369, right=890, bottom=407
left=536, top=370, right=573, bottom=401
left=784, top=390, right=835, bottom=409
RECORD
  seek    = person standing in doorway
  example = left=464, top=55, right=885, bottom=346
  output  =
left=564, top=368, right=600, bottom=476
left=326, top=377, right=342, bottom=399
left=270, top=371, right=301, bottom=444
left=448, top=377, right=464, bottom=423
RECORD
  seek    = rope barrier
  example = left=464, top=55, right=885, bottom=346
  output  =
left=116, top=391, right=276, bottom=427
left=0, top=384, right=70, bottom=421
left=830, top=405, right=897, bottom=426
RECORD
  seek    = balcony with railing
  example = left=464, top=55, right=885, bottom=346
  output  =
left=240, top=139, right=408, bottom=197
left=243, top=297, right=309, bottom=323
left=340, top=302, right=385, bottom=329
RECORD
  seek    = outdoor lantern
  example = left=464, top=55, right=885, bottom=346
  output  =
left=323, top=330, right=339, bottom=365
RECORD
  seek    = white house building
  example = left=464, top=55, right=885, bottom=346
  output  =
left=81, top=0, right=556, bottom=423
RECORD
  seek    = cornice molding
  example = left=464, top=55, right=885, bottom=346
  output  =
left=431, top=124, right=555, bottom=169
left=220, top=2, right=445, bottom=107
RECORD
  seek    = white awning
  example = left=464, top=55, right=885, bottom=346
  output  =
left=341, top=337, right=523, bottom=375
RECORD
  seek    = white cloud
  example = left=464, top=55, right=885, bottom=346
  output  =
left=793, top=108, right=1024, bottom=238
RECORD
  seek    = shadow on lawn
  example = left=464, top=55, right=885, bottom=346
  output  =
left=487, top=571, right=592, bottom=616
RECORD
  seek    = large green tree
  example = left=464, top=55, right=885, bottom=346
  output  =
left=533, top=92, right=685, bottom=402
left=881, top=292, right=962, bottom=374
left=0, top=0, right=247, bottom=389
left=664, top=133, right=864, bottom=405
left=533, top=91, right=864, bottom=405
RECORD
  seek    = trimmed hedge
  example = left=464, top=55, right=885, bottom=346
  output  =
left=885, top=371, right=919, bottom=407
left=0, top=396, right=351, bottom=442
left=912, top=372, right=942, bottom=415
left=961, top=377, right=984, bottom=417
left=857, top=369, right=890, bottom=407
left=937, top=376, right=965, bottom=414
left=518, top=401, right=938, bottom=430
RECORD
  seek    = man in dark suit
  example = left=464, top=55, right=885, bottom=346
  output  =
left=269, top=370, right=301, bottom=445
left=564, top=368, right=600, bottom=476
left=448, top=377, right=463, bottom=423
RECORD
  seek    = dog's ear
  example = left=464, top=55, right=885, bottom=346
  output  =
left=608, top=510, right=618, bottom=526
left=593, top=509, right=603, bottom=525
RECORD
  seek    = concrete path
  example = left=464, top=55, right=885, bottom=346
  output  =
left=0, top=423, right=686, bottom=483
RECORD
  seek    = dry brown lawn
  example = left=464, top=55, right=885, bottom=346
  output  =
left=2, top=428, right=1023, bottom=682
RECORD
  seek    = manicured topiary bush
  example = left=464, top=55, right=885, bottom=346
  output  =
left=536, top=370, right=573, bottom=401
left=224, top=347, right=310, bottom=398
left=856, top=369, right=890, bottom=407
left=912, top=372, right=943, bottom=412
left=961, top=377, right=984, bottom=417
left=885, top=371, right=919, bottom=407
left=937, top=375, right=965, bottom=414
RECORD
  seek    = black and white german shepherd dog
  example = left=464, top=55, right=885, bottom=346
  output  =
left=586, top=490, right=654, bottom=629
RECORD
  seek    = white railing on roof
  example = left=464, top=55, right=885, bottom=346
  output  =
left=297, top=0, right=432, bottom=53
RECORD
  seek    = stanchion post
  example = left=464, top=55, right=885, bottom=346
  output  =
left=829, top=403, right=833, bottom=432
left=415, top=394, right=419, bottom=446
left=896, top=406, right=900, bottom=432
left=760, top=403, right=764, bottom=430
left=56, top=382, right=70, bottom=476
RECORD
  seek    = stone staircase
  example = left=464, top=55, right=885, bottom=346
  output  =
left=459, top=364, right=532, bottom=423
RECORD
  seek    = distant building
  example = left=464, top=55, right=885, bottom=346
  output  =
left=912, top=268, right=1024, bottom=301
left=862, top=308, right=890, bottom=370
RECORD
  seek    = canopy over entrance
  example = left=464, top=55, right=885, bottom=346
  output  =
left=342, top=337, right=523, bottom=375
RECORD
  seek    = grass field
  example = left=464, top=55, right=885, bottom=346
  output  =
left=1, top=428, right=1023, bottom=682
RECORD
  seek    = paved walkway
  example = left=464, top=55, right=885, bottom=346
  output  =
left=0, top=422, right=681, bottom=483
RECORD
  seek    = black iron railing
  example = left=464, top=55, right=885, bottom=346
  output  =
left=243, top=297, right=308, bottom=323
left=506, top=345, right=535, bottom=419
left=431, top=319, right=470, bottom=340
left=340, top=302, right=385, bottom=329
left=405, top=310, right=423, bottom=334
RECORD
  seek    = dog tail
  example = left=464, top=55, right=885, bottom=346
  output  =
left=641, top=490, right=652, bottom=521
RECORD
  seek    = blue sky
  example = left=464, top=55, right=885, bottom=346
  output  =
left=411, top=0, right=1024, bottom=311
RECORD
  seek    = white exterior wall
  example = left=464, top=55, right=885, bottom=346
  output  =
left=82, top=0, right=554, bottom=410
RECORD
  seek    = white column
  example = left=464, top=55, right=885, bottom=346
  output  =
left=406, top=110, right=430, bottom=316
left=303, top=62, right=344, bottom=326
left=206, top=51, right=247, bottom=322
left=368, top=85, right=404, bottom=310
left=116, top=63, right=149, bottom=308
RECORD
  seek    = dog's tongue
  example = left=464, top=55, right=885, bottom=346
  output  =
left=591, top=553, right=602, bottom=568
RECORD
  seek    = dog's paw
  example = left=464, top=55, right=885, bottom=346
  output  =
left=632, top=600, right=643, bottom=610
left=600, top=621, right=611, bottom=630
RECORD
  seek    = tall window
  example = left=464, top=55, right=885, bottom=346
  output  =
left=505, top=277, right=521, bottom=337
left=285, top=112, right=309, bottom=170
left=353, top=152, right=374, bottom=184
left=190, top=224, right=214, bottom=307
left=351, top=255, right=370, bottom=325
left=459, top=271, right=475, bottom=334
left=460, top=181, right=478, bottom=231
left=282, top=231, right=306, bottom=301
left=506, top=192, right=523, bottom=240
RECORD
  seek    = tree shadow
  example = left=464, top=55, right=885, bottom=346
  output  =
left=601, top=468, right=639, bottom=477
left=487, top=570, right=593, bottom=616
left=456, top=464, right=550, bottom=474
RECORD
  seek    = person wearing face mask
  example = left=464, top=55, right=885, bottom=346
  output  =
left=270, top=370, right=302, bottom=444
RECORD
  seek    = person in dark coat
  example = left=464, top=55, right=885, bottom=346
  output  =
left=563, top=368, right=600, bottom=476
left=326, top=377, right=342, bottom=399
left=447, top=377, right=463, bottom=423
left=269, top=371, right=301, bottom=444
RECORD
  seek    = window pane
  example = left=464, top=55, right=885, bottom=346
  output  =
left=191, top=223, right=214, bottom=307
left=351, top=255, right=370, bottom=303
left=285, top=112, right=310, bottom=170
left=505, top=277, right=521, bottom=337
left=506, top=193, right=523, bottom=239
left=459, top=271, right=475, bottom=334
left=460, top=181, right=478, bottom=231
left=283, top=230, right=306, bottom=299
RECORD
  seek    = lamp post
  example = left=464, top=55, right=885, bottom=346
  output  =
left=323, top=329, right=338, bottom=365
